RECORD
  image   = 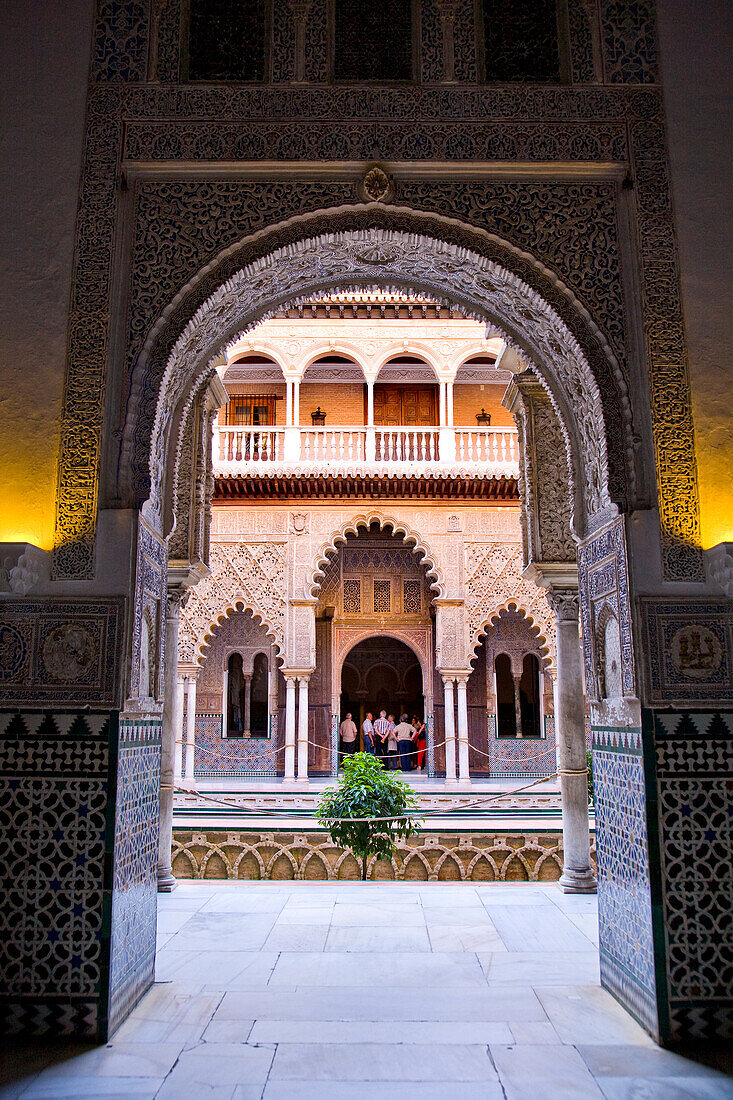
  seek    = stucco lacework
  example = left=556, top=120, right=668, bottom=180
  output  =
left=54, top=10, right=701, bottom=582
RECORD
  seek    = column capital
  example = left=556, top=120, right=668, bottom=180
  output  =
left=282, top=668, right=314, bottom=682
left=546, top=588, right=581, bottom=622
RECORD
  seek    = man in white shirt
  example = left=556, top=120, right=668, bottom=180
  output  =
left=373, top=710, right=390, bottom=763
left=362, top=712, right=375, bottom=754
left=394, top=713, right=417, bottom=772
left=339, top=712, right=358, bottom=762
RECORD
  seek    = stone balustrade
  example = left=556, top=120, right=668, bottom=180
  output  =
left=214, top=424, right=519, bottom=477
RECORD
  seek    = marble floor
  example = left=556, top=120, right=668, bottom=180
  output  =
left=2, top=881, right=732, bottom=1100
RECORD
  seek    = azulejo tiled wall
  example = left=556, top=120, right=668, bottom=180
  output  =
left=0, top=711, right=114, bottom=1040
left=0, top=710, right=161, bottom=1042
left=592, top=724, right=659, bottom=1040
left=649, top=710, right=733, bottom=1042
left=108, top=718, right=161, bottom=1036
left=192, top=715, right=279, bottom=777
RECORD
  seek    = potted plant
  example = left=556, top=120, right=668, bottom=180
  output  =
left=316, top=753, right=423, bottom=880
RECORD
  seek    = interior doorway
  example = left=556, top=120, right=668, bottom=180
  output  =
left=340, top=636, right=424, bottom=751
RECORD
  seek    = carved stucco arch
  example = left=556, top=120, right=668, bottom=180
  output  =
left=124, top=207, right=634, bottom=539
left=335, top=629, right=431, bottom=704
left=308, top=510, right=446, bottom=600
left=473, top=600, right=556, bottom=671
left=179, top=597, right=284, bottom=668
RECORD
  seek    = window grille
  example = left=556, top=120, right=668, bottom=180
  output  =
left=374, top=579, right=391, bottom=613
left=223, top=394, right=276, bottom=426
left=187, top=0, right=267, bottom=82
left=403, top=579, right=421, bottom=614
left=481, top=0, right=561, bottom=83
left=343, top=579, right=361, bottom=614
left=333, top=0, right=413, bottom=81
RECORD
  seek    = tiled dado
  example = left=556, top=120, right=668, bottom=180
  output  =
left=649, top=710, right=733, bottom=1042
left=594, top=713, right=733, bottom=1046
left=0, top=711, right=161, bottom=1041
left=592, top=725, right=659, bottom=1039
left=192, top=714, right=278, bottom=777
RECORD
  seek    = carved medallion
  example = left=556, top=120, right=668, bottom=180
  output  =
left=352, top=242, right=401, bottom=265
left=291, top=512, right=309, bottom=534
left=358, top=165, right=394, bottom=204
left=42, top=624, right=96, bottom=682
left=669, top=625, right=723, bottom=680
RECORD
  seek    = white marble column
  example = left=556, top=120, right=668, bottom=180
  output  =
left=547, top=588, right=597, bottom=894
left=173, top=674, right=185, bottom=779
left=296, top=675, right=310, bottom=784
left=243, top=674, right=252, bottom=737
left=446, top=381, right=454, bottom=426
left=158, top=589, right=184, bottom=892
left=284, top=674, right=297, bottom=782
left=184, top=675, right=197, bottom=786
left=293, top=380, right=300, bottom=427
left=443, top=676, right=457, bottom=788
left=221, top=667, right=229, bottom=738
left=455, top=674, right=471, bottom=787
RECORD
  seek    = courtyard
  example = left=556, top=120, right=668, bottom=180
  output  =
left=2, top=882, right=731, bottom=1099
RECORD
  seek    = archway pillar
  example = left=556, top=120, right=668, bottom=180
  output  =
left=440, top=675, right=458, bottom=788
left=454, top=673, right=472, bottom=788
left=528, top=566, right=596, bottom=894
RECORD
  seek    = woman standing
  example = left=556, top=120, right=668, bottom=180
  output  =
left=414, top=716, right=427, bottom=771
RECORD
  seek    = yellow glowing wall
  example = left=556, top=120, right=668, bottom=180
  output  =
left=658, top=0, right=733, bottom=549
left=0, top=3, right=92, bottom=550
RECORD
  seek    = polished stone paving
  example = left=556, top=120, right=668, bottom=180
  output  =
left=2, top=882, right=732, bottom=1099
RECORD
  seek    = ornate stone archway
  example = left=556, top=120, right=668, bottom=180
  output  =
left=139, top=220, right=629, bottom=548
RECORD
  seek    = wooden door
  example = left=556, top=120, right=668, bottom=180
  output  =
left=373, top=386, right=436, bottom=425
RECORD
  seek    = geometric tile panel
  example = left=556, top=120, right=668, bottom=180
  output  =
left=0, top=710, right=115, bottom=1040
left=487, top=714, right=558, bottom=778
left=592, top=725, right=659, bottom=1040
left=193, top=714, right=279, bottom=777
left=651, top=709, right=733, bottom=1042
left=639, top=600, right=733, bottom=706
left=0, top=598, right=124, bottom=709
left=108, top=718, right=161, bottom=1036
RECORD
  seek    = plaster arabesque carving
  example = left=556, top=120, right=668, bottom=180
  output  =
left=178, top=541, right=287, bottom=663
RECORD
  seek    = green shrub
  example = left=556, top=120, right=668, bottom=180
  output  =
left=315, top=752, right=423, bottom=880
left=587, top=748, right=594, bottom=805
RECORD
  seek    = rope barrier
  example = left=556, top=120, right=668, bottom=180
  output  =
left=173, top=770, right=560, bottom=824
left=175, top=734, right=558, bottom=765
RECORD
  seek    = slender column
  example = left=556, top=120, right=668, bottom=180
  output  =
left=437, top=0, right=458, bottom=81
left=184, top=676, right=197, bottom=785
left=446, top=381, right=454, bottom=426
left=439, top=382, right=447, bottom=426
left=221, top=667, right=228, bottom=738
left=547, top=588, right=597, bottom=893
left=443, top=677, right=457, bottom=787
left=285, top=380, right=293, bottom=426
left=296, top=675, right=310, bottom=783
left=289, top=0, right=312, bottom=82
left=513, top=673, right=523, bottom=737
left=293, top=381, right=300, bottom=427
left=284, top=674, right=297, bottom=782
left=455, top=674, right=471, bottom=786
left=158, top=589, right=184, bottom=892
left=173, top=675, right=185, bottom=778
left=366, top=379, right=375, bottom=425
left=243, top=674, right=252, bottom=737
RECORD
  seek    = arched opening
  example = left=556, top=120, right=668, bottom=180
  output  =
left=250, top=652, right=269, bottom=737
left=340, top=636, right=424, bottom=768
left=519, top=652, right=541, bottom=738
left=495, top=653, right=516, bottom=738
left=226, top=652, right=245, bottom=735
left=219, top=352, right=285, bottom=463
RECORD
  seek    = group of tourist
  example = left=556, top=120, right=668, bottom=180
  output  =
left=339, top=710, right=427, bottom=771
